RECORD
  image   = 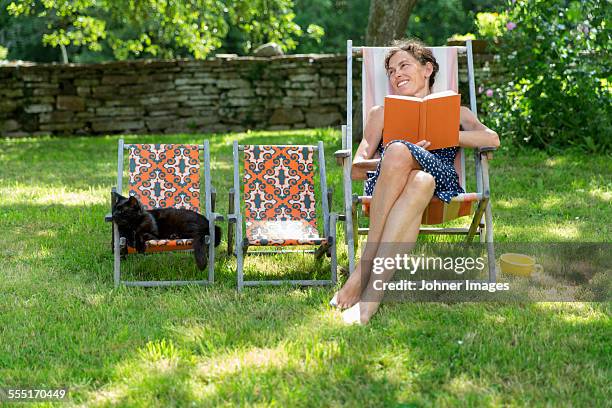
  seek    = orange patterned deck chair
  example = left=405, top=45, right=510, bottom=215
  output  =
left=334, top=40, right=497, bottom=277
left=104, top=139, right=223, bottom=287
left=227, top=141, right=338, bottom=291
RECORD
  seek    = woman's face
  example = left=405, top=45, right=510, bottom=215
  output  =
left=386, top=50, right=432, bottom=97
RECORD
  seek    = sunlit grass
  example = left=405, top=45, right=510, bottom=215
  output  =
left=0, top=130, right=610, bottom=406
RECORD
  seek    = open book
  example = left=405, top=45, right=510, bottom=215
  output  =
left=382, top=90, right=461, bottom=150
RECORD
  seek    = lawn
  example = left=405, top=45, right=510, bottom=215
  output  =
left=0, top=129, right=610, bottom=407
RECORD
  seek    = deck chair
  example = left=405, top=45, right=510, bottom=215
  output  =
left=104, top=139, right=223, bottom=287
left=227, top=141, right=338, bottom=291
left=334, top=40, right=497, bottom=279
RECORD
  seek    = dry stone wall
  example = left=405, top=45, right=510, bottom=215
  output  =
left=0, top=52, right=495, bottom=137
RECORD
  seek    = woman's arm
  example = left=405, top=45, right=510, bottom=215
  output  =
left=351, top=105, right=385, bottom=180
left=458, top=106, right=500, bottom=149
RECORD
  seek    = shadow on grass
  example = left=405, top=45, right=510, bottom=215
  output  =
left=80, top=301, right=610, bottom=406
left=1, top=132, right=610, bottom=406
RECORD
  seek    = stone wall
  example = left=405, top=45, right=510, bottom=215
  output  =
left=0, top=51, right=495, bottom=137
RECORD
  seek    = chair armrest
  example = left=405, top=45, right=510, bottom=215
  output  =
left=227, top=188, right=236, bottom=222
left=478, top=146, right=497, bottom=159
left=334, top=149, right=351, bottom=166
left=211, top=186, right=217, bottom=213
left=478, top=146, right=497, bottom=160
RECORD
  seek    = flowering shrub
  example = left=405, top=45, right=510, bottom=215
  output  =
left=481, top=0, right=611, bottom=152
left=476, top=12, right=507, bottom=38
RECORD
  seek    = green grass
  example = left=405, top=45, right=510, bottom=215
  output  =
left=0, top=129, right=610, bottom=407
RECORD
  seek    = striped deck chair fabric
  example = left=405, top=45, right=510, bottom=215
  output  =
left=361, top=46, right=477, bottom=225
left=335, top=40, right=497, bottom=276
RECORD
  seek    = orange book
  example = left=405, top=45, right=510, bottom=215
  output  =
left=382, top=91, right=461, bottom=150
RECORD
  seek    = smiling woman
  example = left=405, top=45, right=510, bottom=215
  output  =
left=333, top=39, right=500, bottom=324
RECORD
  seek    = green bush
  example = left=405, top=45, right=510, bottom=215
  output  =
left=481, top=0, right=611, bottom=152
left=0, top=45, right=7, bottom=60
left=476, top=12, right=507, bottom=38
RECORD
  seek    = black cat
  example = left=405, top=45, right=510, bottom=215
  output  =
left=111, top=193, right=221, bottom=270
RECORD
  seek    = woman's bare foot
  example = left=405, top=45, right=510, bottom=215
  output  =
left=341, top=301, right=380, bottom=325
left=334, top=265, right=364, bottom=309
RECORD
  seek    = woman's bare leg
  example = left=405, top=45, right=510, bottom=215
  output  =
left=336, top=143, right=420, bottom=308
left=342, top=169, right=435, bottom=324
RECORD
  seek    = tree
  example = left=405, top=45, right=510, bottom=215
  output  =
left=365, top=0, right=418, bottom=46
left=0, top=0, right=60, bottom=62
left=352, top=0, right=418, bottom=140
left=5, top=0, right=321, bottom=61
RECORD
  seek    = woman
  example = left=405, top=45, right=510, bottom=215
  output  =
left=333, top=40, right=500, bottom=324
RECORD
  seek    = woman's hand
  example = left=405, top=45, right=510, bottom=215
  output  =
left=415, top=140, right=431, bottom=149
left=459, top=106, right=500, bottom=148
left=351, top=158, right=381, bottom=180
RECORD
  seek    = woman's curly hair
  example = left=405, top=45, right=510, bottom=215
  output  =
left=384, top=39, right=439, bottom=89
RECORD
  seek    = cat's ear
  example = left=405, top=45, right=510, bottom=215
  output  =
left=112, top=191, right=127, bottom=201
left=127, top=195, right=140, bottom=207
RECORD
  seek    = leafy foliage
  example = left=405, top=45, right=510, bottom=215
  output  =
left=475, top=11, right=507, bottom=38
left=407, top=0, right=500, bottom=45
left=0, top=0, right=60, bottom=61
left=5, top=0, right=322, bottom=61
left=293, top=0, right=369, bottom=53
left=481, top=0, right=611, bottom=152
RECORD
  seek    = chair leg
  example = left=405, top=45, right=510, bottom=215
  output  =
left=236, top=249, right=244, bottom=292
left=236, top=224, right=245, bottom=292
left=349, top=200, right=359, bottom=275
left=467, top=197, right=488, bottom=242
left=208, top=219, right=215, bottom=283
left=113, top=223, right=121, bottom=288
left=228, top=189, right=235, bottom=256
left=485, top=201, right=496, bottom=282
left=314, top=242, right=331, bottom=260
left=330, top=213, right=338, bottom=284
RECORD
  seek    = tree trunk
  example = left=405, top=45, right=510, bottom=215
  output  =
left=352, top=0, right=418, bottom=141
left=60, top=44, right=69, bottom=64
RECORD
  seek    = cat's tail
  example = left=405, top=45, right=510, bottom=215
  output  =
left=193, top=223, right=222, bottom=270
left=192, top=237, right=208, bottom=271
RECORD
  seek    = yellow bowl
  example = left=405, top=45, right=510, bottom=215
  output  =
left=500, top=253, right=543, bottom=277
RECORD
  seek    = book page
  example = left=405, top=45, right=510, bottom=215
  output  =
left=423, top=90, right=457, bottom=100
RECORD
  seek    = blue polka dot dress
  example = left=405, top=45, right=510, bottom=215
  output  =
left=364, top=140, right=464, bottom=203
